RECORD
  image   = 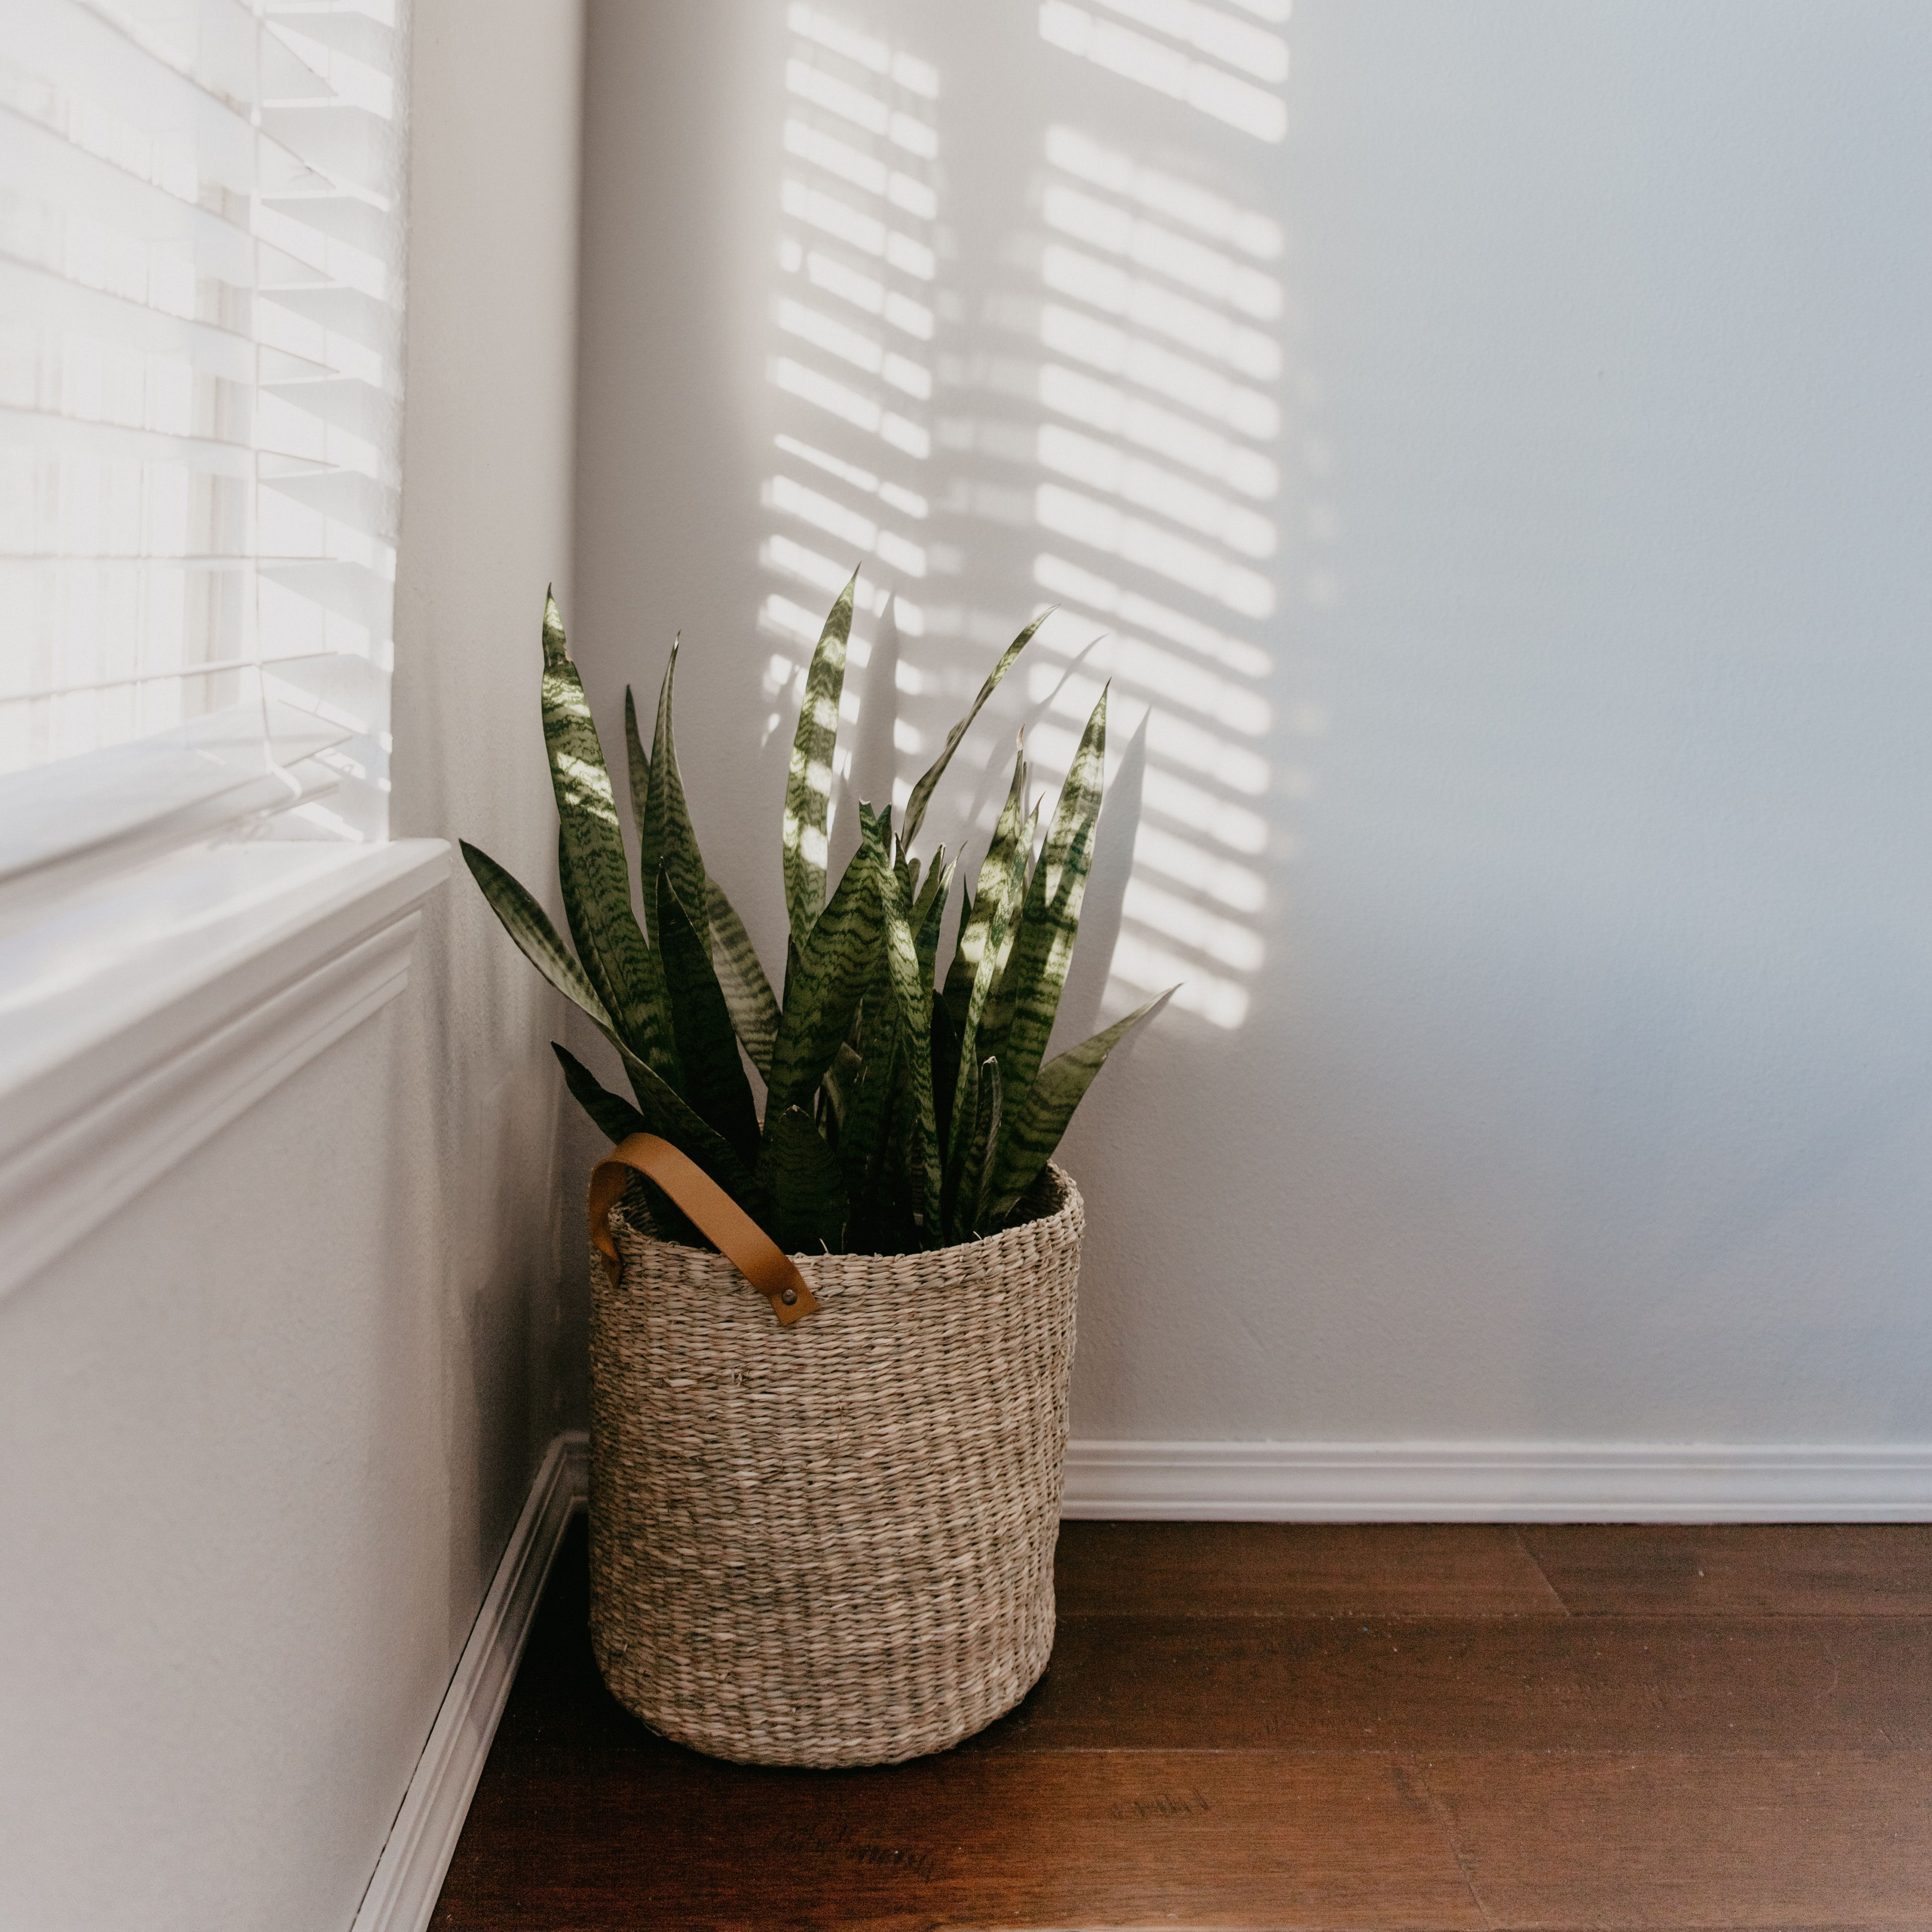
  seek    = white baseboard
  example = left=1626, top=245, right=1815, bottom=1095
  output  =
left=1060, top=1438, right=1932, bottom=1521
left=351, top=1430, right=589, bottom=1932
left=348, top=1427, right=1932, bottom=1930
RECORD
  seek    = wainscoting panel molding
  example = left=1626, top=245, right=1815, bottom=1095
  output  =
left=0, top=838, right=449, bottom=1305
left=352, top=1431, right=590, bottom=1932
left=1060, top=1438, right=1932, bottom=1521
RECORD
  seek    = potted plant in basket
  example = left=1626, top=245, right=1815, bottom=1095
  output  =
left=462, top=576, right=1166, bottom=1767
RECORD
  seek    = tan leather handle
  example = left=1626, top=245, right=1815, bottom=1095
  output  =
left=589, top=1132, right=821, bottom=1327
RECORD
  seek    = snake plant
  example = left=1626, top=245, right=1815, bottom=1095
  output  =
left=462, top=575, right=1166, bottom=1254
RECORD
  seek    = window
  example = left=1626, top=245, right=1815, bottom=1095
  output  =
left=0, top=0, right=411, bottom=917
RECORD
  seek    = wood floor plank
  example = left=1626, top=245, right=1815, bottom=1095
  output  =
left=1057, top=1520, right=1567, bottom=1617
left=434, top=1747, right=1487, bottom=1931
left=964, top=1613, right=1932, bottom=1755
left=433, top=1519, right=1932, bottom=1931
left=1523, top=1524, right=1932, bottom=1616
left=1419, top=1750, right=1932, bottom=1928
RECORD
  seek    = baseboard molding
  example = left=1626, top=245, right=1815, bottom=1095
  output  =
left=349, top=1426, right=1932, bottom=1928
left=1060, top=1438, right=1932, bottom=1521
left=351, top=1430, right=589, bottom=1932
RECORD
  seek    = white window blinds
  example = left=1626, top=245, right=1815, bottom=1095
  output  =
left=0, top=0, right=410, bottom=912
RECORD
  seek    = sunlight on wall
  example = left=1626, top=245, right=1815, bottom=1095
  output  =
left=760, top=0, right=1317, bottom=1031
left=760, top=4, right=939, bottom=805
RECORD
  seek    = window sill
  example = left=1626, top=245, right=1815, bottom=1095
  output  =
left=0, top=838, right=450, bottom=1306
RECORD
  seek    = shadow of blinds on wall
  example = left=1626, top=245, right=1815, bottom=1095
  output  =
left=0, top=0, right=411, bottom=918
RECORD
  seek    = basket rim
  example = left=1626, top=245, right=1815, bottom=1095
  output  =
left=606, top=1159, right=1083, bottom=1281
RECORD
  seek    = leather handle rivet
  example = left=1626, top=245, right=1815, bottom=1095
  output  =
left=589, top=1134, right=822, bottom=1327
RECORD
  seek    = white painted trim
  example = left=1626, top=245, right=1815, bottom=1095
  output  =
left=1061, top=1438, right=1932, bottom=1521
left=0, top=838, right=448, bottom=1303
left=352, top=1430, right=590, bottom=1932
left=346, top=1425, right=1932, bottom=1932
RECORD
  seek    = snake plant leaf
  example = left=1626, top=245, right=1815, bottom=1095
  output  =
left=988, top=989, right=1173, bottom=1223
left=704, top=880, right=779, bottom=1080
left=983, top=815, right=1092, bottom=1085
left=982, top=687, right=1106, bottom=1090
left=820, top=1039, right=862, bottom=1137
left=461, top=839, right=612, bottom=1032
left=622, top=684, right=650, bottom=865
left=880, top=842, right=944, bottom=1246
left=655, top=866, right=761, bottom=1169
left=968, top=1055, right=1003, bottom=1240
left=539, top=591, right=674, bottom=1075
left=836, top=942, right=901, bottom=1213
left=553, top=1041, right=706, bottom=1246
left=948, top=743, right=1028, bottom=1017
left=551, top=1040, right=645, bottom=1143
left=759, top=1105, right=850, bottom=1254
left=560, top=830, right=682, bottom=1090
left=782, top=570, right=857, bottom=948
left=915, top=855, right=953, bottom=976
left=942, top=878, right=975, bottom=1029
left=610, top=1030, right=768, bottom=1224
left=902, top=609, right=1050, bottom=851
left=643, top=641, right=708, bottom=946
left=947, top=754, right=1033, bottom=1183
left=765, top=801, right=887, bottom=1117
left=910, top=844, right=946, bottom=933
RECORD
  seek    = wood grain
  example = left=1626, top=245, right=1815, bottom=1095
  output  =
left=431, top=1517, right=1932, bottom=1931
left=437, top=1748, right=1486, bottom=1930
left=1523, top=1523, right=1932, bottom=1616
left=964, top=1613, right=1932, bottom=1755
left=1057, top=1519, right=1567, bottom=1617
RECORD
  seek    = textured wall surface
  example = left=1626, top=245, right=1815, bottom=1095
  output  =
left=0, top=3, right=585, bottom=1925
left=568, top=0, right=1932, bottom=1446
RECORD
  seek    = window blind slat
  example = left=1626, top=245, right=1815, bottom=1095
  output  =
left=0, top=0, right=413, bottom=871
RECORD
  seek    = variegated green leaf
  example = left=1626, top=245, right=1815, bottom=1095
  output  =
left=765, top=801, right=887, bottom=1117
left=947, top=750, right=1032, bottom=1183
left=643, top=641, right=707, bottom=944
left=988, top=990, right=1172, bottom=1223
left=880, top=840, right=943, bottom=1246
left=968, top=1055, right=1003, bottom=1239
left=945, top=743, right=1028, bottom=1030
left=461, top=839, right=611, bottom=1032
left=910, top=844, right=946, bottom=933
left=553, top=1041, right=706, bottom=1246
left=551, top=1040, right=645, bottom=1143
left=835, top=931, right=902, bottom=1214
left=782, top=570, right=857, bottom=948
left=982, top=686, right=1105, bottom=1089
left=610, top=1029, right=767, bottom=1222
left=820, top=1039, right=862, bottom=1137
left=561, top=830, right=681, bottom=1090
left=983, top=816, right=1090, bottom=1081
left=622, top=684, right=650, bottom=862
left=705, top=880, right=779, bottom=1080
left=538, top=590, right=676, bottom=1078
left=758, top=1105, right=849, bottom=1254
left=902, top=609, right=1049, bottom=850
left=655, top=867, right=761, bottom=1168
left=915, top=856, right=953, bottom=976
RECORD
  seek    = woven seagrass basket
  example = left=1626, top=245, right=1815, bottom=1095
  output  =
left=587, top=1163, right=1084, bottom=1768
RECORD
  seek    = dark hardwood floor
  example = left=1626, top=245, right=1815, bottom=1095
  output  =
left=430, top=1517, right=1932, bottom=1929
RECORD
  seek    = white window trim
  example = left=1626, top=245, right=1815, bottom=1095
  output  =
left=0, top=837, right=447, bottom=1306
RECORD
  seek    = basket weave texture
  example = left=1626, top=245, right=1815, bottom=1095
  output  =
left=588, top=1164, right=1084, bottom=1768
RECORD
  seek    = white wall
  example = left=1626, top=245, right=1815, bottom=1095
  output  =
left=570, top=0, right=1932, bottom=1448
left=0, top=3, right=585, bottom=1926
